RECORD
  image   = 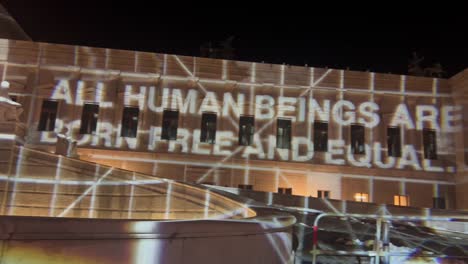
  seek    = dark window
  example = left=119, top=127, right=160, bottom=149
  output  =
left=318, top=190, right=330, bottom=199
left=423, top=129, right=437, bottom=160
left=10, top=95, right=17, bottom=102
left=433, top=197, right=446, bottom=209
left=161, top=110, right=179, bottom=140
left=200, top=112, right=217, bottom=144
left=276, top=119, right=291, bottom=149
left=351, top=124, right=365, bottom=154
left=38, top=100, right=58, bottom=131
left=314, top=122, right=328, bottom=152
left=278, top=187, right=292, bottom=195
left=239, top=116, right=254, bottom=146
left=387, top=127, right=401, bottom=157
left=238, top=184, right=253, bottom=190
left=120, top=106, right=139, bottom=138
left=79, top=103, right=99, bottom=134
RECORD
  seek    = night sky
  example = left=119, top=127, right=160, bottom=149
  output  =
left=2, top=1, right=467, bottom=77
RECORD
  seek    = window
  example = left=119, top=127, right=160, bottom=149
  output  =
left=79, top=103, right=99, bottom=134
left=10, top=95, right=17, bottom=102
left=238, top=184, right=253, bottom=190
left=120, top=106, right=139, bottom=138
left=394, top=195, right=409, bottom=206
left=238, top=116, right=254, bottom=146
left=433, top=197, right=446, bottom=209
left=200, top=112, right=217, bottom=144
left=278, top=187, right=292, bottom=195
left=423, top=129, right=437, bottom=160
left=314, top=122, right=328, bottom=152
left=317, top=190, right=330, bottom=199
left=161, top=110, right=179, bottom=140
left=351, top=124, right=365, bottom=154
left=354, top=192, right=369, bottom=202
left=38, top=100, right=58, bottom=131
left=387, top=127, right=401, bottom=157
left=276, top=119, right=291, bottom=149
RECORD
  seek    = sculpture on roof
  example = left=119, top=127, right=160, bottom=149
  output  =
left=408, top=52, right=425, bottom=76
left=0, top=81, right=23, bottom=122
left=424, top=62, right=445, bottom=78
left=200, top=36, right=236, bottom=60
left=408, top=52, right=446, bottom=78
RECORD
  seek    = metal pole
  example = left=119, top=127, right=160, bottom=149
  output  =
left=382, top=220, right=390, bottom=264
left=374, top=217, right=381, bottom=264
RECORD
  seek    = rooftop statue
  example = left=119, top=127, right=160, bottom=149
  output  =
left=0, top=81, right=23, bottom=122
left=424, top=62, right=445, bottom=78
left=408, top=52, right=425, bottom=76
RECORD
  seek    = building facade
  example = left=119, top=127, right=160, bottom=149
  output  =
left=1, top=38, right=467, bottom=210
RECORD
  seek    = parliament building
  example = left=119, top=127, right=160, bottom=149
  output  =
left=2, top=38, right=468, bottom=210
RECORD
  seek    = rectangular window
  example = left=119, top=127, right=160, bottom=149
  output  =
left=423, top=129, right=437, bottom=160
left=433, top=197, right=446, bottom=209
left=120, top=106, right=139, bottom=138
left=79, top=103, right=99, bottom=134
left=238, top=184, right=253, bottom=190
left=317, top=190, right=330, bottom=199
left=278, top=187, right=292, bottom=195
left=200, top=112, right=217, bottom=144
left=354, top=192, right=369, bottom=202
left=314, top=122, right=328, bottom=152
left=394, top=195, right=410, bottom=206
left=276, top=119, right=291, bottom=149
left=351, top=124, right=365, bottom=154
left=161, top=110, right=179, bottom=140
left=38, top=100, right=58, bottom=131
left=239, top=116, right=254, bottom=146
left=10, top=95, right=17, bottom=102
left=387, top=127, right=401, bottom=157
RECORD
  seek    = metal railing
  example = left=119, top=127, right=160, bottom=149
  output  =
left=302, top=212, right=468, bottom=264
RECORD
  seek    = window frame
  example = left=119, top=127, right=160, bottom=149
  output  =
left=423, top=128, right=437, bottom=160
left=314, top=121, right=328, bottom=152
left=161, top=109, right=179, bottom=140
left=200, top=112, right=217, bottom=144
left=238, top=115, right=255, bottom=146
left=278, top=187, right=293, bottom=195
left=387, top=126, right=401, bottom=157
left=394, top=195, right=410, bottom=206
left=317, top=190, right=330, bottom=199
left=238, top=184, right=253, bottom=190
left=79, top=103, right=100, bottom=135
left=276, top=118, right=292, bottom=149
left=354, top=192, right=369, bottom=202
left=38, top=100, right=58, bottom=131
left=120, top=106, right=140, bottom=138
left=350, top=124, right=365, bottom=155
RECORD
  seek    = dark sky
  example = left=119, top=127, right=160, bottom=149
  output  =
left=2, top=1, right=467, bottom=77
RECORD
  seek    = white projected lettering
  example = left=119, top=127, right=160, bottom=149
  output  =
left=278, top=97, right=297, bottom=121
left=39, top=80, right=463, bottom=172
left=332, top=100, right=355, bottom=126
left=255, top=95, right=275, bottom=120
left=390, top=104, right=415, bottom=129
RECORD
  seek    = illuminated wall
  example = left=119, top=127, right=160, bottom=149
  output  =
left=0, top=38, right=466, bottom=208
